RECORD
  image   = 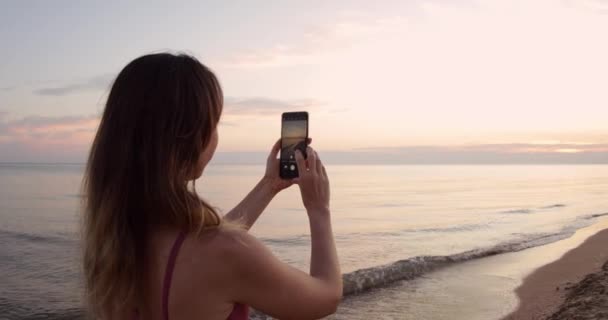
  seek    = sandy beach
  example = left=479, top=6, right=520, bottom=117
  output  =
left=505, top=228, right=608, bottom=320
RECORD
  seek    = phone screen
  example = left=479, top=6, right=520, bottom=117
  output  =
left=280, top=112, right=308, bottom=178
left=281, top=120, right=307, bottom=161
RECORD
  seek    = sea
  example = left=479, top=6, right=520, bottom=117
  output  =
left=1, top=163, right=607, bottom=319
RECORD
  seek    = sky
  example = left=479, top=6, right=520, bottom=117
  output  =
left=0, top=0, right=607, bottom=163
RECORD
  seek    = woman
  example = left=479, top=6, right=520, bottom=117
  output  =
left=82, top=53, right=342, bottom=320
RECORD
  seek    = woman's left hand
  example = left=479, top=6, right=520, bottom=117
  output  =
left=262, top=138, right=311, bottom=194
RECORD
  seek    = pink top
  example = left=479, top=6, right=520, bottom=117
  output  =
left=136, top=231, right=249, bottom=320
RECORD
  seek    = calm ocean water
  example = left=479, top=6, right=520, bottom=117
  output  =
left=1, top=163, right=608, bottom=319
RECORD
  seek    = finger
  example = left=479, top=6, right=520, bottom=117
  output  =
left=306, top=137, right=312, bottom=145
left=315, top=150, right=323, bottom=175
left=294, top=149, right=308, bottom=177
left=321, top=163, right=328, bottom=178
left=268, top=139, right=281, bottom=161
left=307, top=146, right=317, bottom=173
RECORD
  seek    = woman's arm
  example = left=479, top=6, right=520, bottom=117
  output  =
left=223, top=177, right=277, bottom=230
left=224, top=147, right=342, bottom=319
left=225, top=219, right=342, bottom=319
left=224, top=138, right=309, bottom=230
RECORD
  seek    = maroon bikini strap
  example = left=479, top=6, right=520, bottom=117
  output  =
left=162, top=231, right=187, bottom=320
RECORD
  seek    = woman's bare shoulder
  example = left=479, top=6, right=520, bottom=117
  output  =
left=178, top=226, right=261, bottom=296
left=180, top=225, right=249, bottom=264
left=188, top=225, right=259, bottom=263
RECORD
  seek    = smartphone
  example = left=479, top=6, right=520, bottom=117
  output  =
left=280, top=112, right=309, bottom=179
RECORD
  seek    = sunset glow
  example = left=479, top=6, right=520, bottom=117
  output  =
left=555, top=148, right=583, bottom=154
left=0, top=0, right=606, bottom=163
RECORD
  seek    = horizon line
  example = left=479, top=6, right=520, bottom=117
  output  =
left=1, top=162, right=607, bottom=166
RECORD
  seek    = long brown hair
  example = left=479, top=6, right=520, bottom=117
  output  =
left=82, top=53, right=226, bottom=318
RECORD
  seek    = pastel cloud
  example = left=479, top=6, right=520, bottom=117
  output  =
left=0, top=114, right=99, bottom=145
left=219, top=15, right=412, bottom=68
left=33, top=74, right=114, bottom=96
left=358, top=143, right=608, bottom=154
left=563, top=0, right=608, bottom=14
left=218, top=0, right=477, bottom=68
left=30, top=71, right=327, bottom=116
left=0, top=114, right=99, bottom=162
left=345, top=143, right=608, bottom=164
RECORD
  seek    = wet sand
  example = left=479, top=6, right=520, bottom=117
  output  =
left=547, top=259, right=608, bottom=320
left=504, top=229, right=608, bottom=320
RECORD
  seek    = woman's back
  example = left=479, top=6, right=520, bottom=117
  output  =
left=127, top=228, right=248, bottom=320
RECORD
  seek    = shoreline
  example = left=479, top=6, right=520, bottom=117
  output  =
left=328, top=217, right=608, bottom=320
left=504, top=228, right=608, bottom=320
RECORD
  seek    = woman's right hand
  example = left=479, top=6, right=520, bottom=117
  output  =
left=225, top=145, right=341, bottom=319
left=294, top=146, right=330, bottom=215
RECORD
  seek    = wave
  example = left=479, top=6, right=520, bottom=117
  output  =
left=374, top=203, right=417, bottom=208
left=414, top=224, right=484, bottom=233
left=540, top=203, right=567, bottom=209
left=500, top=208, right=534, bottom=214
left=0, top=229, right=75, bottom=245
left=261, top=234, right=310, bottom=246
left=0, top=297, right=84, bottom=320
left=341, top=212, right=608, bottom=296
left=499, top=203, right=567, bottom=214
left=259, top=223, right=487, bottom=247
left=587, top=213, right=608, bottom=219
